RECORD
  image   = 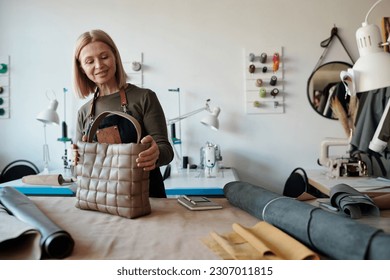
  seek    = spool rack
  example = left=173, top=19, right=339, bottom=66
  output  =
left=0, top=55, right=10, bottom=119
left=244, top=47, right=284, bottom=114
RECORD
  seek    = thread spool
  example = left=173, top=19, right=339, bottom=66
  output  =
left=253, top=101, right=261, bottom=108
left=273, top=53, right=280, bottom=72
left=249, top=64, right=256, bottom=74
left=170, top=123, right=177, bottom=139
left=262, top=66, right=267, bottom=73
left=271, top=88, right=279, bottom=97
left=62, top=121, right=68, bottom=138
left=249, top=53, right=255, bottom=62
left=182, top=156, right=189, bottom=169
left=255, top=79, right=263, bottom=87
left=259, top=88, right=266, bottom=98
left=260, top=53, right=267, bottom=63
left=273, top=52, right=280, bottom=62
left=270, top=75, right=277, bottom=86
left=132, top=61, right=142, bottom=71
left=0, top=64, right=8, bottom=74
left=273, top=61, right=279, bottom=73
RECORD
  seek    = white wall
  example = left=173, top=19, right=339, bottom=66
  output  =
left=1, top=0, right=388, bottom=193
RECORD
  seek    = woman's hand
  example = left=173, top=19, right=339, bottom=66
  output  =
left=72, top=135, right=159, bottom=171
left=137, top=135, right=160, bottom=171
left=71, top=135, right=86, bottom=166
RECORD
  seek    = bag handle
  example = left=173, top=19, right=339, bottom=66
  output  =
left=87, top=111, right=142, bottom=143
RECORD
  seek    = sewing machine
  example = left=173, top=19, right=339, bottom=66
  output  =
left=200, top=142, right=222, bottom=177
left=318, top=137, right=367, bottom=177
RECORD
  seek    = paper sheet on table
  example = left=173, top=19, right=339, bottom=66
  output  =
left=202, top=221, right=319, bottom=260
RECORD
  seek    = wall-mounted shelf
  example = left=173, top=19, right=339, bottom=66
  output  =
left=244, top=47, right=284, bottom=114
left=0, top=55, right=10, bottom=119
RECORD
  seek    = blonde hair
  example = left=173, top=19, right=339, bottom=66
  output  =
left=72, top=29, right=127, bottom=98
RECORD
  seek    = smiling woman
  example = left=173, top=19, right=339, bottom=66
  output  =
left=78, top=41, right=118, bottom=94
left=71, top=29, right=173, bottom=198
left=72, top=30, right=127, bottom=99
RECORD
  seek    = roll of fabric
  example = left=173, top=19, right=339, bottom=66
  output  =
left=0, top=187, right=74, bottom=259
left=0, top=205, right=41, bottom=260
left=224, top=181, right=390, bottom=260
left=22, top=174, right=66, bottom=186
left=330, top=183, right=380, bottom=219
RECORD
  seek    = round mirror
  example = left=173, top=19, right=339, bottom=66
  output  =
left=307, top=61, right=353, bottom=120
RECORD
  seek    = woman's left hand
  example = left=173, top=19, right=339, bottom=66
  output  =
left=137, top=135, right=160, bottom=171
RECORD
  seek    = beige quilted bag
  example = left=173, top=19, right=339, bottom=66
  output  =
left=75, top=111, right=151, bottom=219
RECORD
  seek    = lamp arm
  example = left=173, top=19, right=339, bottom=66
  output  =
left=167, top=106, right=208, bottom=125
left=167, top=99, right=212, bottom=125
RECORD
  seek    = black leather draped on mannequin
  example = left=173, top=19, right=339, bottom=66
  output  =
left=350, top=86, right=390, bottom=177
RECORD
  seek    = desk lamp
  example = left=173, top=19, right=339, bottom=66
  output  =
left=340, top=0, right=390, bottom=153
left=167, top=98, right=220, bottom=143
left=36, top=98, right=60, bottom=174
left=341, top=1, right=390, bottom=92
left=166, top=98, right=221, bottom=169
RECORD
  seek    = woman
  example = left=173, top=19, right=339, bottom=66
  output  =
left=72, top=29, right=173, bottom=197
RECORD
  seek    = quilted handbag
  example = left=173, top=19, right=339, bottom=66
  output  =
left=75, top=110, right=151, bottom=219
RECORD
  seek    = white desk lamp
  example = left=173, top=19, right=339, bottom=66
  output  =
left=167, top=98, right=220, bottom=144
left=36, top=98, right=60, bottom=174
left=339, top=0, right=390, bottom=153
left=166, top=98, right=221, bottom=169
left=167, top=98, right=220, bottom=129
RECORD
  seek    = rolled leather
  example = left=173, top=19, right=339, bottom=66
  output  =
left=0, top=205, right=41, bottom=260
left=224, top=181, right=390, bottom=260
left=0, top=187, right=74, bottom=259
left=22, top=174, right=65, bottom=186
left=330, top=183, right=380, bottom=219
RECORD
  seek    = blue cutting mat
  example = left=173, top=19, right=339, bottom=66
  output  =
left=165, top=188, right=223, bottom=196
left=0, top=186, right=75, bottom=196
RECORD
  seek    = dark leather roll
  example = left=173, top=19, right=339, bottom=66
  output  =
left=0, top=187, right=74, bottom=259
left=330, top=183, right=380, bottom=219
left=224, top=181, right=390, bottom=260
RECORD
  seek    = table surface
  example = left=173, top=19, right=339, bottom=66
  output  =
left=22, top=196, right=261, bottom=259
left=307, top=169, right=390, bottom=195
left=2, top=169, right=390, bottom=259
left=163, top=167, right=238, bottom=196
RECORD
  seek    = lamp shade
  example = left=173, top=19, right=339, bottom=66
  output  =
left=36, top=99, right=60, bottom=125
left=201, top=107, right=220, bottom=130
left=353, top=23, right=390, bottom=92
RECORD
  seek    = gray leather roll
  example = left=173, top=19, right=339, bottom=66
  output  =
left=0, top=187, right=74, bottom=259
left=224, top=181, right=390, bottom=260
left=330, top=183, right=380, bottom=219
